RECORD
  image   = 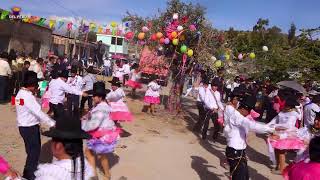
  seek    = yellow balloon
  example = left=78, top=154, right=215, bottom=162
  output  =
left=172, top=38, right=179, bottom=46
left=214, top=60, right=222, bottom=68
left=187, top=49, right=193, bottom=57
left=171, top=31, right=178, bottom=38
left=156, top=32, right=163, bottom=39
left=111, top=21, right=117, bottom=28
left=249, top=52, right=256, bottom=59
left=225, top=54, right=230, bottom=60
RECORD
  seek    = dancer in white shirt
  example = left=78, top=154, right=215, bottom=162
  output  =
left=125, top=63, right=142, bottom=97
left=303, top=95, right=320, bottom=127
left=66, top=67, right=84, bottom=118
left=193, top=78, right=209, bottom=132
left=224, top=96, right=274, bottom=180
left=144, top=75, right=161, bottom=115
left=15, top=71, right=55, bottom=180
left=36, top=114, right=94, bottom=180
left=82, top=82, right=120, bottom=180
left=202, top=79, right=224, bottom=140
left=48, top=70, right=87, bottom=118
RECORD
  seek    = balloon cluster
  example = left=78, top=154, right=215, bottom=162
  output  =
left=124, top=13, right=199, bottom=58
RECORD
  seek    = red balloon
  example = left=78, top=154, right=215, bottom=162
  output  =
left=125, top=32, right=134, bottom=40
left=168, top=34, right=173, bottom=40
left=159, top=38, right=165, bottom=44
left=151, top=34, right=157, bottom=41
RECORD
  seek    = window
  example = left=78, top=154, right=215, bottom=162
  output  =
left=111, top=37, right=123, bottom=46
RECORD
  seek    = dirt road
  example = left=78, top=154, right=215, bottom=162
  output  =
left=0, top=86, right=282, bottom=180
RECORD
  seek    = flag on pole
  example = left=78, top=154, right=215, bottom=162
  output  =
left=49, top=19, right=56, bottom=29
left=58, top=21, right=64, bottom=29
left=36, top=18, right=46, bottom=26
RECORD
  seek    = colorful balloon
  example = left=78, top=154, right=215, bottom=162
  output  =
left=151, top=34, right=157, bottom=41
left=172, top=38, right=179, bottom=46
left=214, top=60, right=223, bottom=68
left=189, top=24, right=196, bottom=31
left=164, top=38, right=170, bottom=44
left=138, top=32, right=145, bottom=40
left=211, top=56, right=217, bottom=61
left=171, top=31, right=178, bottom=38
left=249, top=52, right=256, bottom=59
left=142, top=26, right=149, bottom=32
left=262, top=46, right=268, bottom=52
left=125, top=32, right=134, bottom=40
left=180, top=45, right=187, bottom=53
left=238, top=53, right=243, bottom=60
left=177, top=25, right=183, bottom=32
left=187, top=49, right=194, bottom=57
left=156, top=32, right=163, bottom=39
left=225, top=54, right=230, bottom=60
left=159, top=38, right=165, bottom=44
left=111, top=21, right=117, bottom=28
left=173, top=13, right=179, bottom=20
left=179, top=34, right=186, bottom=41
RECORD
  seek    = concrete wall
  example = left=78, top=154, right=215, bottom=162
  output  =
left=0, top=21, right=52, bottom=58
left=97, top=34, right=128, bottom=54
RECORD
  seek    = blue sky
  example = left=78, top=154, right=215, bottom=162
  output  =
left=1, top=0, right=319, bottom=32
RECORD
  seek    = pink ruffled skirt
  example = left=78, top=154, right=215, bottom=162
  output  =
left=144, top=96, right=160, bottom=104
left=109, top=102, right=134, bottom=122
left=126, top=80, right=142, bottom=89
left=270, top=138, right=305, bottom=150
left=87, top=128, right=121, bottom=154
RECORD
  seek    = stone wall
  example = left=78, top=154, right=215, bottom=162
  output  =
left=0, top=20, right=52, bottom=58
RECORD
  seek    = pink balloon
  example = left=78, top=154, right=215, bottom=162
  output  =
left=189, top=24, right=196, bottom=31
left=238, top=53, right=243, bottom=60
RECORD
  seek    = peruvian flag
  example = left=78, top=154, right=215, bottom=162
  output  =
left=11, top=96, right=24, bottom=106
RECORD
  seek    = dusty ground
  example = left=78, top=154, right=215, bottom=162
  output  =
left=0, top=81, right=282, bottom=180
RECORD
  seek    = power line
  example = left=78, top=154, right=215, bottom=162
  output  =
left=46, top=0, right=80, bottom=17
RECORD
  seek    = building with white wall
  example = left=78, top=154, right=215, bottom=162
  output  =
left=97, top=33, right=128, bottom=55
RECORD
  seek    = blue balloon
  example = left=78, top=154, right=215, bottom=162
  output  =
left=125, top=22, right=129, bottom=27
left=220, top=55, right=225, bottom=61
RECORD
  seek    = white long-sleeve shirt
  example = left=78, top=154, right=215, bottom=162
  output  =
left=0, top=58, right=12, bottom=76
left=203, top=90, right=224, bottom=110
left=145, top=81, right=161, bottom=97
left=107, top=88, right=126, bottom=103
left=197, top=86, right=206, bottom=102
left=48, top=78, right=83, bottom=105
left=82, top=73, right=96, bottom=91
left=268, top=111, right=300, bottom=130
left=15, top=89, right=55, bottom=127
left=303, top=103, right=320, bottom=127
left=123, top=64, right=131, bottom=74
left=224, top=105, right=274, bottom=150
left=35, top=158, right=94, bottom=180
left=67, top=75, right=83, bottom=91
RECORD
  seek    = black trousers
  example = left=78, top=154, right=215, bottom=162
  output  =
left=226, top=146, right=249, bottom=180
left=80, top=96, right=93, bottom=111
left=123, top=74, right=129, bottom=85
left=0, top=76, right=8, bottom=103
left=49, top=103, right=65, bottom=119
left=67, top=94, right=80, bottom=118
left=193, top=101, right=205, bottom=131
left=19, top=125, right=41, bottom=180
left=201, top=108, right=218, bottom=139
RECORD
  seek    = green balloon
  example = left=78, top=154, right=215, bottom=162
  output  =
left=180, top=45, right=187, bottom=53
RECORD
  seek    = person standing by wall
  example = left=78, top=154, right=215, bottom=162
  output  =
left=0, top=52, right=12, bottom=104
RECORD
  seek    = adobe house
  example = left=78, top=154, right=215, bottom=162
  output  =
left=0, top=20, right=52, bottom=58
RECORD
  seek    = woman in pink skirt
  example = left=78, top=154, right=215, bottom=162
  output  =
left=283, top=136, right=320, bottom=180
left=107, top=77, right=133, bottom=122
left=268, top=97, right=303, bottom=174
left=144, top=75, right=161, bottom=115
left=125, top=63, right=142, bottom=97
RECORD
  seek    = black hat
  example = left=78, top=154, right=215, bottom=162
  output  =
left=59, top=70, right=69, bottom=78
left=131, top=63, right=139, bottom=70
left=285, top=97, right=299, bottom=109
left=309, top=136, right=320, bottom=162
left=42, top=113, right=91, bottom=140
left=71, top=66, right=78, bottom=74
left=87, top=66, right=94, bottom=74
left=108, top=77, right=122, bottom=87
left=229, top=89, right=243, bottom=99
left=23, top=71, right=40, bottom=87
left=87, top=81, right=110, bottom=97
left=240, top=95, right=257, bottom=110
